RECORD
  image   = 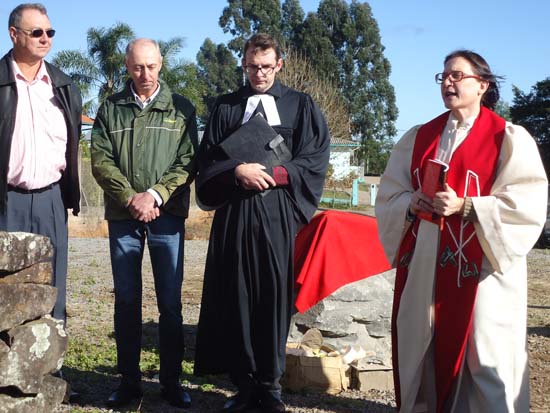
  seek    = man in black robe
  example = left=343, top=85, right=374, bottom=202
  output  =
left=194, top=33, right=330, bottom=413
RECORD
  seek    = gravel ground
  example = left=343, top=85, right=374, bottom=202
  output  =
left=56, top=232, right=549, bottom=412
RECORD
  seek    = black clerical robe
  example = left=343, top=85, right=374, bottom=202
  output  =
left=194, top=80, right=330, bottom=381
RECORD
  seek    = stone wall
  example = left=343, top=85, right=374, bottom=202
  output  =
left=0, top=232, right=67, bottom=413
left=289, top=269, right=395, bottom=390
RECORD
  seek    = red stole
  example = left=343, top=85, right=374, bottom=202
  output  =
left=392, top=107, right=505, bottom=412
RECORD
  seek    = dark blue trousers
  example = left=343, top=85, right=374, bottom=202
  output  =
left=108, top=213, right=185, bottom=387
left=0, top=183, right=68, bottom=323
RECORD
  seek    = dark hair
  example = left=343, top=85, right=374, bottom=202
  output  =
left=8, top=3, right=48, bottom=28
left=444, top=49, right=503, bottom=110
left=243, top=33, right=282, bottom=60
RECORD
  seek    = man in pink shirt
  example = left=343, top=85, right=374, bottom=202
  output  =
left=0, top=3, right=82, bottom=328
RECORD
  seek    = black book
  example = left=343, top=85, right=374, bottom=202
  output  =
left=218, top=113, right=292, bottom=167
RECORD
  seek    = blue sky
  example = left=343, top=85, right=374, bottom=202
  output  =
left=1, top=0, right=548, bottom=136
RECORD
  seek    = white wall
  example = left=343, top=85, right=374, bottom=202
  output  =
left=329, top=152, right=352, bottom=179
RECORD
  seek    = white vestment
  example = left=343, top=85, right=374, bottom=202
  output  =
left=375, top=114, right=548, bottom=413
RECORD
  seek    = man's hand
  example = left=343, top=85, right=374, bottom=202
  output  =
left=127, top=192, right=160, bottom=222
left=433, top=183, right=465, bottom=216
left=235, top=163, right=276, bottom=191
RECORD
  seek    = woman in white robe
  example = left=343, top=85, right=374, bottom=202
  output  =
left=376, top=50, right=547, bottom=413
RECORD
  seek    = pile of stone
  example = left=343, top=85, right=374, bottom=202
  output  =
left=0, top=231, right=67, bottom=413
left=288, top=269, right=395, bottom=392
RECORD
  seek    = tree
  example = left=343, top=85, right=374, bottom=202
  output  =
left=53, top=23, right=134, bottom=114
left=362, top=135, right=393, bottom=175
left=494, top=100, right=511, bottom=121
left=510, top=78, right=550, bottom=173
left=299, top=0, right=398, bottom=174
left=296, top=12, right=340, bottom=83
left=196, top=38, right=240, bottom=122
left=219, top=0, right=282, bottom=56
left=278, top=48, right=349, bottom=140
left=281, top=0, right=305, bottom=47
left=158, top=38, right=208, bottom=119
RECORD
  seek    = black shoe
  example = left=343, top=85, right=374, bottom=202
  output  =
left=161, top=384, right=191, bottom=408
left=259, top=393, right=286, bottom=412
left=106, top=385, right=143, bottom=408
left=53, top=370, right=80, bottom=404
left=65, top=388, right=81, bottom=404
left=221, top=391, right=260, bottom=412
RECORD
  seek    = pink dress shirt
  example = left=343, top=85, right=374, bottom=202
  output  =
left=8, top=57, right=68, bottom=190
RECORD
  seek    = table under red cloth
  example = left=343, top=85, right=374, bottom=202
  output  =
left=294, top=210, right=392, bottom=313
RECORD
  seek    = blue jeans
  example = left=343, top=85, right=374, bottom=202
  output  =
left=108, top=212, right=185, bottom=387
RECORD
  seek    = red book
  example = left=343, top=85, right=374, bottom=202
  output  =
left=417, top=159, right=449, bottom=230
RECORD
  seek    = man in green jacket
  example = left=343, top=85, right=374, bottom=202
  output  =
left=91, top=38, right=197, bottom=409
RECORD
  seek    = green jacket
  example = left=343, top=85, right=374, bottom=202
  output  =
left=91, top=80, right=197, bottom=220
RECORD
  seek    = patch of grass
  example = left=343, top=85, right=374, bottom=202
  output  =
left=140, top=348, right=161, bottom=375
left=65, top=334, right=176, bottom=380
left=64, top=337, right=117, bottom=373
left=200, top=383, right=215, bottom=392
left=182, top=360, right=194, bottom=375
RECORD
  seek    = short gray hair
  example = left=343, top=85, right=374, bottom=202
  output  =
left=125, top=38, right=162, bottom=60
left=8, top=3, right=48, bottom=28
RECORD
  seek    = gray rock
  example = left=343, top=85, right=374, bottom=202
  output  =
left=0, top=316, right=67, bottom=393
left=0, top=262, right=53, bottom=285
left=289, top=269, right=395, bottom=367
left=0, top=374, right=67, bottom=413
left=0, top=338, right=8, bottom=355
left=0, top=232, right=53, bottom=273
left=0, top=284, right=57, bottom=331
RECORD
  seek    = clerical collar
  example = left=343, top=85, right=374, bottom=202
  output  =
left=242, top=94, right=281, bottom=125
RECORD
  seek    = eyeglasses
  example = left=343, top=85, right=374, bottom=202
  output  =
left=15, top=27, right=56, bottom=38
left=435, top=71, right=482, bottom=84
left=244, top=64, right=276, bottom=75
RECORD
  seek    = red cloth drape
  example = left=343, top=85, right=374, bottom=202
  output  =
left=294, top=210, right=391, bottom=313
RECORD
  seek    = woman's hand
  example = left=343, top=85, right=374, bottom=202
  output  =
left=409, top=189, right=435, bottom=215
left=433, top=183, right=465, bottom=216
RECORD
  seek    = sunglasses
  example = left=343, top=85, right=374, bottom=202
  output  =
left=15, top=27, right=56, bottom=38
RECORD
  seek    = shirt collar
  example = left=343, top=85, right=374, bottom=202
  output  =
left=10, top=54, right=50, bottom=84
left=130, top=81, right=161, bottom=109
left=448, top=112, right=477, bottom=132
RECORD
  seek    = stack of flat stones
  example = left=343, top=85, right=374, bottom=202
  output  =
left=0, top=231, right=67, bottom=413
left=288, top=269, right=396, bottom=391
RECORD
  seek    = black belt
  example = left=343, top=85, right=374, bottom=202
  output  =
left=8, top=182, right=58, bottom=194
